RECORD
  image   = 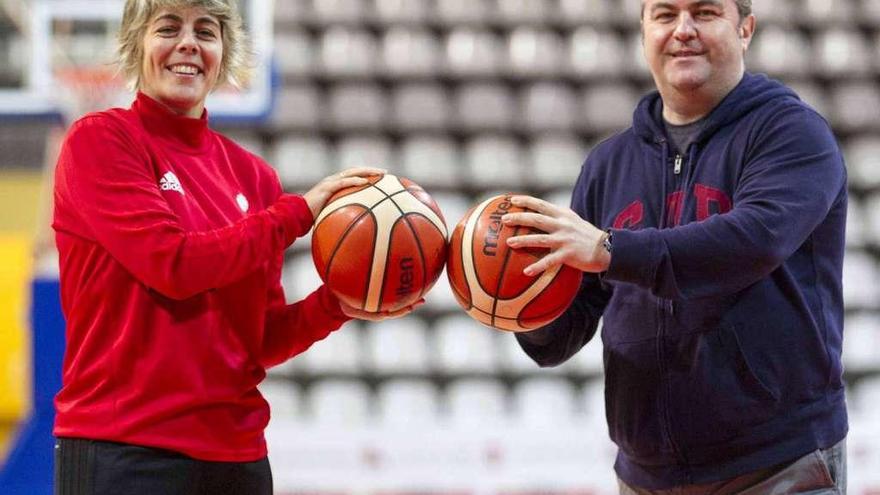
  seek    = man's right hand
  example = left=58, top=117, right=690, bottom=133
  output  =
left=303, top=167, right=386, bottom=219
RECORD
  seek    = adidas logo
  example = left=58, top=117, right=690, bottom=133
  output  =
left=159, top=172, right=184, bottom=195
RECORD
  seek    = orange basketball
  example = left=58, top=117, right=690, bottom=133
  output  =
left=311, top=174, right=448, bottom=313
left=447, top=194, right=583, bottom=332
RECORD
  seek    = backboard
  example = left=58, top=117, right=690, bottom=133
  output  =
left=0, top=0, right=276, bottom=123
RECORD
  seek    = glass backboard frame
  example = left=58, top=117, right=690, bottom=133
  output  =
left=0, top=0, right=276, bottom=124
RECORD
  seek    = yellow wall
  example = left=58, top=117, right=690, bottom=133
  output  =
left=0, top=170, right=43, bottom=461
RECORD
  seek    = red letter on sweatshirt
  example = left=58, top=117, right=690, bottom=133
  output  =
left=695, top=184, right=732, bottom=221
left=613, top=200, right=644, bottom=229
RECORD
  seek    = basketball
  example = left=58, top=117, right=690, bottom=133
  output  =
left=311, top=174, right=448, bottom=313
left=446, top=194, right=583, bottom=332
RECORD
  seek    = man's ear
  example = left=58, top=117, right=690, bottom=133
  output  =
left=740, top=14, right=756, bottom=51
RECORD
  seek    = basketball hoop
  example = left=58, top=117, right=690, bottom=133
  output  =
left=54, top=66, right=129, bottom=124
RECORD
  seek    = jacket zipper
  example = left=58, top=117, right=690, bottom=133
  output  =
left=660, top=148, right=688, bottom=474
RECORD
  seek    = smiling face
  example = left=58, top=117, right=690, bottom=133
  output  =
left=139, top=6, right=223, bottom=118
left=641, top=0, right=754, bottom=98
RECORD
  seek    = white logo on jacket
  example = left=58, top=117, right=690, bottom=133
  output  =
left=159, top=172, right=184, bottom=195
left=236, top=193, right=249, bottom=212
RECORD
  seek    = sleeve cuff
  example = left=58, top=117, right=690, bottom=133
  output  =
left=269, top=194, right=315, bottom=244
left=604, top=228, right=660, bottom=288
left=318, top=284, right=351, bottom=323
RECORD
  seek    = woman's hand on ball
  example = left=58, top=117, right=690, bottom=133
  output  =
left=339, top=299, right=425, bottom=321
left=503, top=195, right=611, bottom=275
left=304, top=167, right=386, bottom=219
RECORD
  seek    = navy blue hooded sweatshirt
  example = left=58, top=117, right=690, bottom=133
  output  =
left=517, top=73, right=848, bottom=489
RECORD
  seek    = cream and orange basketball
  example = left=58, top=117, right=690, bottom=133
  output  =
left=311, top=174, right=448, bottom=313
left=447, top=194, right=583, bottom=332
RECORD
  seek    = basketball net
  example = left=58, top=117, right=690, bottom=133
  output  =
left=54, top=66, right=129, bottom=125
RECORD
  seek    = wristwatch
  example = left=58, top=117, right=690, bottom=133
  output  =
left=602, top=230, right=613, bottom=254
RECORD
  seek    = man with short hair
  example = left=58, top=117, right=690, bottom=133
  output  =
left=503, top=1, right=848, bottom=493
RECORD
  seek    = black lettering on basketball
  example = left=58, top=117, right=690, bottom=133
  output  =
left=396, top=257, right=414, bottom=296
left=482, top=196, right=512, bottom=257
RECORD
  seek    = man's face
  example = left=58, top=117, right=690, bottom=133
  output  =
left=641, top=0, right=754, bottom=94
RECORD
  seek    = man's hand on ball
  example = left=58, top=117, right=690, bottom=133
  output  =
left=339, top=299, right=425, bottom=321
left=503, top=195, right=611, bottom=275
left=304, top=167, right=386, bottom=219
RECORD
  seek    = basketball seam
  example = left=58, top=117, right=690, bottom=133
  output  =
left=374, top=215, right=408, bottom=312
left=319, top=207, right=371, bottom=282
left=490, top=223, right=520, bottom=329
left=515, top=270, right=570, bottom=327
left=385, top=192, right=431, bottom=303
left=468, top=200, right=503, bottom=301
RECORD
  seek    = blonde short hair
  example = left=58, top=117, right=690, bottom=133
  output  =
left=117, top=0, right=252, bottom=90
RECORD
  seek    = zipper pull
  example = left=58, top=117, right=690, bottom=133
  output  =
left=674, top=154, right=682, bottom=175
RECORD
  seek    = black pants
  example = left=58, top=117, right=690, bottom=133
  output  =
left=54, top=437, right=273, bottom=495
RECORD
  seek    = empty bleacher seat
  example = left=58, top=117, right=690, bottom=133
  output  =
left=567, top=27, right=627, bottom=78
left=507, top=28, right=564, bottom=77
left=865, top=194, right=880, bottom=246
left=581, top=83, right=640, bottom=133
left=391, top=84, right=451, bottom=131
left=364, top=318, right=432, bottom=373
left=865, top=0, right=880, bottom=23
left=273, top=135, right=331, bottom=189
left=846, top=198, right=866, bottom=248
left=299, top=323, right=364, bottom=373
left=432, top=315, right=499, bottom=373
left=842, top=313, right=880, bottom=373
left=445, top=29, right=504, bottom=77
left=512, top=377, right=577, bottom=428
left=311, top=0, right=368, bottom=24
left=435, top=0, right=492, bottom=25
left=381, top=27, right=442, bottom=77
left=374, top=0, right=431, bottom=24
left=455, top=83, right=515, bottom=131
left=521, top=82, right=578, bottom=132
left=842, top=250, right=880, bottom=310
left=445, top=378, right=508, bottom=427
left=829, top=81, right=880, bottom=132
left=399, top=135, right=460, bottom=187
left=271, top=84, right=323, bottom=130
left=334, top=134, right=395, bottom=171
left=845, top=136, right=880, bottom=189
left=495, top=0, right=551, bottom=24
left=319, top=27, right=378, bottom=77
left=625, top=31, right=651, bottom=77
left=528, top=134, right=586, bottom=188
left=579, top=379, right=606, bottom=424
left=422, top=268, right=461, bottom=312
left=749, top=27, right=810, bottom=77
left=259, top=380, right=303, bottom=418
left=274, top=30, right=316, bottom=78
left=556, top=0, right=615, bottom=26
left=465, top=135, right=525, bottom=188
left=814, top=29, right=871, bottom=77
left=274, top=0, right=309, bottom=24
left=376, top=379, right=440, bottom=428
left=750, top=0, right=795, bottom=25
left=800, top=0, right=855, bottom=26
left=282, top=252, right=324, bottom=304
left=326, top=83, right=388, bottom=130
left=787, top=81, right=829, bottom=118
left=307, top=379, right=372, bottom=426
left=498, top=332, right=564, bottom=374
left=617, top=0, right=643, bottom=25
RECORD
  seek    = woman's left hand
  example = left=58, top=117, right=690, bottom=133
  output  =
left=339, top=299, right=425, bottom=321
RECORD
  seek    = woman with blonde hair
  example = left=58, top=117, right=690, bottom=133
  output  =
left=51, top=1, right=410, bottom=493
